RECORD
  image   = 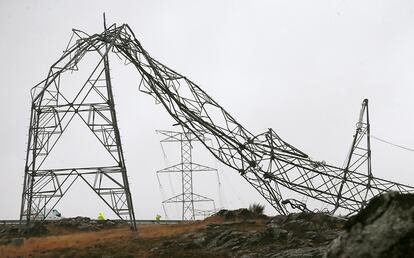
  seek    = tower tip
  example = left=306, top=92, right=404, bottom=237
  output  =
left=103, top=12, right=107, bottom=30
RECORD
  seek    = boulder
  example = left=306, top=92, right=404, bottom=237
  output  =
left=324, top=192, right=414, bottom=258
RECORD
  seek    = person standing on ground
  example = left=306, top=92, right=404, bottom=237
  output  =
left=155, top=214, right=161, bottom=223
left=98, top=212, right=104, bottom=222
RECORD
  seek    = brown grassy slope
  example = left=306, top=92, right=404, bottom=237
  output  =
left=0, top=217, right=234, bottom=257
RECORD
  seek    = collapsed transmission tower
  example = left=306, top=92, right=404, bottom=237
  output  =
left=22, top=21, right=414, bottom=229
left=156, top=130, right=216, bottom=220
left=20, top=21, right=136, bottom=230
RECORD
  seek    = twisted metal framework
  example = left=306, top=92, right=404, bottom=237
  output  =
left=156, top=130, right=216, bottom=220
left=20, top=23, right=137, bottom=230
left=22, top=22, right=414, bottom=228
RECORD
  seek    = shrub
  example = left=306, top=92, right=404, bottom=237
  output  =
left=248, top=203, right=265, bottom=215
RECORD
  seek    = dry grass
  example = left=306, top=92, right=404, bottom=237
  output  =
left=140, top=221, right=206, bottom=239
left=0, top=227, right=128, bottom=257
left=0, top=221, right=209, bottom=257
left=0, top=215, right=263, bottom=257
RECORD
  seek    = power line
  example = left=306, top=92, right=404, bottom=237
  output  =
left=371, top=135, right=414, bottom=153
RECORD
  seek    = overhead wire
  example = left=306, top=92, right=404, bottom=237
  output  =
left=218, top=163, right=246, bottom=207
left=216, top=170, right=224, bottom=209
left=156, top=132, right=181, bottom=219
left=157, top=138, right=175, bottom=219
left=371, top=135, right=414, bottom=153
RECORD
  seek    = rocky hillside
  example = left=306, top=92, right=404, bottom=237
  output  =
left=325, top=192, right=414, bottom=258
left=150, top=209, right=345, bottom=257
left=0, top=192, right=413, bottom=257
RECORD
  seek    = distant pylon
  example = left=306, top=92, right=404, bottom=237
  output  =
left=156, top=130, right=216, bottom=220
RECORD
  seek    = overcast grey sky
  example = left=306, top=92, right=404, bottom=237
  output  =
left=1, top=0, right=414, bottom=219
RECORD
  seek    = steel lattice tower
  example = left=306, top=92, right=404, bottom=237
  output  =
left=20, top=19, right=136, bottom=230
left=334, top=99, right=372, bottom=212
left=156, top=130, right=216, bottom=220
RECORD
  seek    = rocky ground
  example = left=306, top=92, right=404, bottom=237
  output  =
left=150, top=209, right=345, bottom=257
left=0, top=192, right=413, bottom=257
left=325, top=192, right=414, bottom=258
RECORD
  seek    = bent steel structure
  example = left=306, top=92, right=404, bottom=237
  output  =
left=21, top=22, right=414, bottom=229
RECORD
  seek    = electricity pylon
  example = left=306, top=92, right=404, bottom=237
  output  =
left=20, top=20, right=136, bottom=230
left=156, top=130, right=216, bottom=220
